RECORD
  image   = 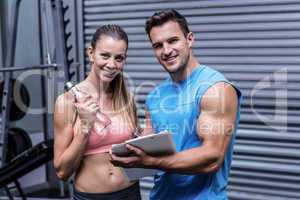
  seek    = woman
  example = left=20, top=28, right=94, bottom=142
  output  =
left=53, top=24, right=141, bottom=200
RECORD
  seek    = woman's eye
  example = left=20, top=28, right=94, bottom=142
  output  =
left=101, top=54, right=110, bottom=59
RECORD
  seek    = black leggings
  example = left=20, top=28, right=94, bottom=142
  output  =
left=73, top=182, right=141, bottom=200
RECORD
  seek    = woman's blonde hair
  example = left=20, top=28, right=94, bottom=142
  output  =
left=111, top=73, right=138, bottom=130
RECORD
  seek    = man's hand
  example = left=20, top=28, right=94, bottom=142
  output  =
left=109, top=144, right=156, bottom=168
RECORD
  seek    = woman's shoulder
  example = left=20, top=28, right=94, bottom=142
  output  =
left=54, top=91, right=76, bottom=126
left=55, top=91, right=74, bottom=109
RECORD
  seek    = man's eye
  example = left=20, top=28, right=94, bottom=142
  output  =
left=116, top=56, right=125, bottom=62
left=169, top=39, right=178, bottom=44
left=153, top=44, right=162, bottom=49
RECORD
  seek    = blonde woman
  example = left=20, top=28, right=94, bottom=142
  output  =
left=53, top=25, right=141, bottom=200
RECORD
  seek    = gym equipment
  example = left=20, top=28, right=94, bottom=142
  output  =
left=6, top=128, right=32, bottom=162
left=0, top=64, right=57, bottom=200
left=0, top=0, right=79, bottom=199
left=0, top=140, right=53, bottom=200
left=0, top=79, right=30, bottom=121
left=0, top=127, right=33, bottom=200
left=0, top=139, right=53, bottom=189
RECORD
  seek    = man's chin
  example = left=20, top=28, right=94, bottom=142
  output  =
left=164, top=65, right=180, bottom=73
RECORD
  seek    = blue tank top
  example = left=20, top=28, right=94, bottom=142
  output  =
left=146, top=65, right=242, bottom=200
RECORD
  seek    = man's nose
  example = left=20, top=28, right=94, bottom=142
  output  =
left=162, top=44, right=172, bottom=56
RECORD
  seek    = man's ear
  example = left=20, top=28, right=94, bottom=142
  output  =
left=186, top=32, right=195, bottom=48
left=87, top=46, right=94, bottom=63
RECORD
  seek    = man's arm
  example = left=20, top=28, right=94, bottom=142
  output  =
left=110, top=82, right=238, bottom=174
left=142, top=108, right=154, bottom=135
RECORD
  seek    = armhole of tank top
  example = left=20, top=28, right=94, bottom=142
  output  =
left=196, top=80, right=229, bottom=118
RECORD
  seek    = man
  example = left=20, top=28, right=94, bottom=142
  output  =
left=110, top=9, right=242, bottom=200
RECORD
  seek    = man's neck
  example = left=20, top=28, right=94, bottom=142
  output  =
left=170, top=56, right=199, bottom=83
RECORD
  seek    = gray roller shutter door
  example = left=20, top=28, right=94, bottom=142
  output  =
left=81, top=0, right=300, bottom=199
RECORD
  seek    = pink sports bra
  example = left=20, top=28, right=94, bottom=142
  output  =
left=73, top=112, right=133, bottom=156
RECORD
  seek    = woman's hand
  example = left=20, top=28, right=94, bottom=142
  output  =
left=72, top=87, right=99, bottom=134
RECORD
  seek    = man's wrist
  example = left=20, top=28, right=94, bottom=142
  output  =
left=146, top=156, right=162, bottom=169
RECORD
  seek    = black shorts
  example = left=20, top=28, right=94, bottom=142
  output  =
left=73, top=182, right=141, bottom=200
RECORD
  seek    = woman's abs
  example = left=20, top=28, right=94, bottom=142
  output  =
left=74, top=153, right=135, bottom=193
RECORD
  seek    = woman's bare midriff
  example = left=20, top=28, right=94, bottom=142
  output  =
left=74, top=152, right=136, bottom=193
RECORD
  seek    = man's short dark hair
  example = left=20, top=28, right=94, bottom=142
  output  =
left=145, top=9, right=190, bottom=38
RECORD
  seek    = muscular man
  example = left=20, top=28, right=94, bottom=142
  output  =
left=111, top=9, right=242, bottom=200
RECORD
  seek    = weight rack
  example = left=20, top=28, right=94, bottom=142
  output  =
left=0, top=0, right=79, bottom=199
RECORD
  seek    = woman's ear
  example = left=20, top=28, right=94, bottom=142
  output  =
left=186, top=32, right=195, bottom=48
left=87, top=46, right=94, bottom=64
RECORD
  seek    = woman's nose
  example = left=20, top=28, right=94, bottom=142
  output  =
left=106, top=58, right=116, bottom=69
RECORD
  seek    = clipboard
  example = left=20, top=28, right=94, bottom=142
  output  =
left=111, top=131, right=175, bottom=157
left=111, top=131, right=176, bottom=180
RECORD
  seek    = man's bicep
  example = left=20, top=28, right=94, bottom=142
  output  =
left=196, top=82, right=238, bottom=153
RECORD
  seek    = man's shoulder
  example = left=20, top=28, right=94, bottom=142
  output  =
left=196, top=65, right=226, bottom=81
left=188, top=65, right=228, bottom=94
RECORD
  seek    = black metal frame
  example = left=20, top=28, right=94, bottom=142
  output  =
left=0, top=0, right=25, bottom=194
left=0, top=64, right=58, bottom=72
left=0, top=0, right=22, bottom=168
left=0, top=0, right=7, bottom=65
